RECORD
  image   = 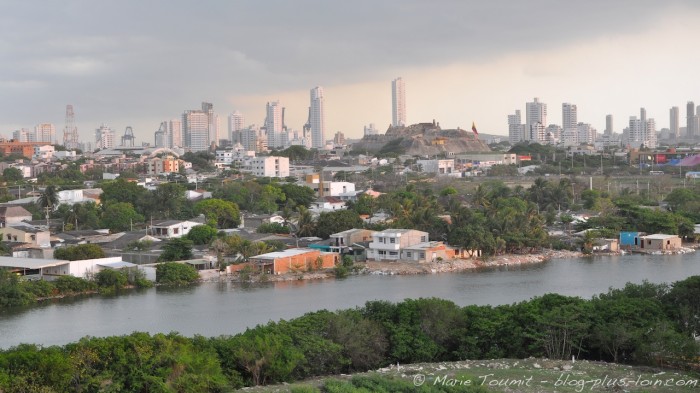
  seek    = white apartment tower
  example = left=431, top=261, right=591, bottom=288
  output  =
left=310, top=86, right=326, bottom=149
left=183, top=110, right=210, bottom=152
left=265, top=101, right=283, bottom=149
left=670, top=107, right=680, bottom=139
left=628, top=116, right=657, bottom=149
left=392, top=77, right=406, bottom=127
left=95, top=124, right=115, bottom=150
left=228, top=111, right=245, bottom=143
left=687, top=101, right=696, bottom=137
left=34, top=123, right=56, bottom=143
left=525, top=97, right=547, bottom=142
left=562, top=103, right=577, bottom=130
left=508, top=110, right=523, bottom=144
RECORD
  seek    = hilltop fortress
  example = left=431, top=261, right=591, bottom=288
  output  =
left=353, top=121, right=491, bottom=156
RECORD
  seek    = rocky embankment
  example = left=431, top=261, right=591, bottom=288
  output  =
left=364, top=249, right=583, bottom=276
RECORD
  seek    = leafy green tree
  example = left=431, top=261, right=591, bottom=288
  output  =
left=100, top=178, right=149, bottom=209
left=280, top=183, right=315, bottom=208
left=54, top=244, right=106, bottom=261
left=231, top=328, right=304, bottom=386
left=314, top=210, right=363, bottom=239
left=0, top=270, right=33, bottom=307
left=94, top=269, right=128, bottom=290
left=2, top=167, right=23, bottom=182
left=256, top=185, right=286, bottom=214
left=195, top=199, right=240, bottom=228
left=295, top=206, right=316, bottom=238
left=158, top=238, right=194, bottom=261
left=156, top=262, right=199, bottom=284
left=100, top=202, right=144, bottom=232
left=146, top=182, right=189, bottom=219
left=257, top=222, right=290, bottom=234
left=186, top=224, right=219, bottom=245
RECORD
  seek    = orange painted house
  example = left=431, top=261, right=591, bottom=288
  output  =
left=250, top=248, right=339, bottom=275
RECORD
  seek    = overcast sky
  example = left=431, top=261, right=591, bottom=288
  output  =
left=2, top=0, right=700, bottom=144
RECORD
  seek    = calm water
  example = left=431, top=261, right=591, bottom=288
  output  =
left=1, top=253, right=698, bottom=349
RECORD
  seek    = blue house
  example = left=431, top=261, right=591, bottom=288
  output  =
left=619, top=232, right=640, bottom=247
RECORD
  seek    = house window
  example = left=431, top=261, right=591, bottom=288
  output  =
left=406, top=252, right=412, bottom=258
left=420, top=252, right=425, bottom=259
left=378, top=251, right=386, bottom=256
left=31, top=235, right=36, bottom=240
left=389, top=252, right=398, bottom=256
left=5, top=234, right=10, bottom=240
left=421, top=236, right=427, bottom=242
left=390, top=238, right=395, bottom=244
left=174, top=228, right=179, bottom=234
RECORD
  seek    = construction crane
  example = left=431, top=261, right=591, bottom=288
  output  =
left=121, top=126, right=135, bottom=147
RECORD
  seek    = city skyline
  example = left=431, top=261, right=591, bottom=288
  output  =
left=1, top=1, right=700, bottom=143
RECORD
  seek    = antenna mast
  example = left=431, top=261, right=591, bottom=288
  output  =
left=63, top=105, right=79, bottom=149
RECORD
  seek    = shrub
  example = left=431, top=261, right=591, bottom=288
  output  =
left=156, top=262, right=199, bottom=285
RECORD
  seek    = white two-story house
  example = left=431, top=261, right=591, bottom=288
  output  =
left=366, top=229, right=429, bottom=262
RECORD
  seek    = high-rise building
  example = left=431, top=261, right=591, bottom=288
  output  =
left=391, top=77, right=406, bottom=127
left=670, top=107, right=680, bottom=139
left=525, top=97, right=547, bottom=141
left=228, top=111, right=245, bottom=143
left=95, top=124, right=115, bottom=150
left=34, top=123, right=56, bottom=143
left=13, top=128, right=34, bottom=142
left=628, top=116, right=657, bottom=148
left=508, top=110, right=523, bottom=144
left=183, top=110, right=210, bottom=152
left=577, top=123, right=596, bottom=144
left=240, top=126, right=258, bottom=152
left=334, top=131, right=345, bottom=146
left=310, top=86, right=326, bottom=149
left=562, top=103, right=577, bottom=130
left=169, top=119, right=182, bottom=148
left=265, top=101, right=283, bottom=149
left=687, top=101, right=696, bottom=137
left=605, top=114, right=613, bottom=135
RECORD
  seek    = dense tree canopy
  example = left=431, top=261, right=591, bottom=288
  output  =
left=54, top=244, right=106, bottom=261
left=194, top=199, right=240, bottom=228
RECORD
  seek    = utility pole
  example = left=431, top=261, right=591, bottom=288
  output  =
left=45, top=205, right=50, bottom=228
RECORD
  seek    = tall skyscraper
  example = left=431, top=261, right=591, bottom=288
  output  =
left=508, top=110, right=523, bottom=144
left=183, top=110, right=210, bottom=152
left=670, top=107, right=680, bottom=139
left=605, top=114, right=613, bottom=135
left=687, top=101, right=695, bottom=137
left=525, top=97, right=547, bottom=141
left=391, top=77, right=406, bottom=127
left=265, top=101, right=283, bottom=149
left=310, top=86, right=326, bottom=149
left=628, top=116, right=657, bottom=148
left=169, top=119, right=182, bottom=148
left=35, top=123, right=56, bottom=143
left=228, top=111, right=245, bottom=143
left=562, top=103, right=577, bottom=130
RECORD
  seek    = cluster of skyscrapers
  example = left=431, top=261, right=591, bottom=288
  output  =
left=153, top=86, right=330, bottom=152
left=506, top=97, right=700, bottom=149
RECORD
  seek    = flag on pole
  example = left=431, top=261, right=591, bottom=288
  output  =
left=471, top=121, right=479, bottom=137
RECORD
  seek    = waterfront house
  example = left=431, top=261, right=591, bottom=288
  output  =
left=638, top=234, right=681, bottom=252
left=401, top=241, right=457, bottom=263
left=249, top=248, right=338, bottom=275
left=329, top=228, right=375, bottom=254
left=366, top=229, right=429, bottom=262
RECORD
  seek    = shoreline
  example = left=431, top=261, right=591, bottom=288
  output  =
left=205, top=249, right=588, bottom=283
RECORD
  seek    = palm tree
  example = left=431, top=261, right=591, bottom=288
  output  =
left=295, top=206, right=315, bottom=238
left=37, top=185, right=59, bottom=223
